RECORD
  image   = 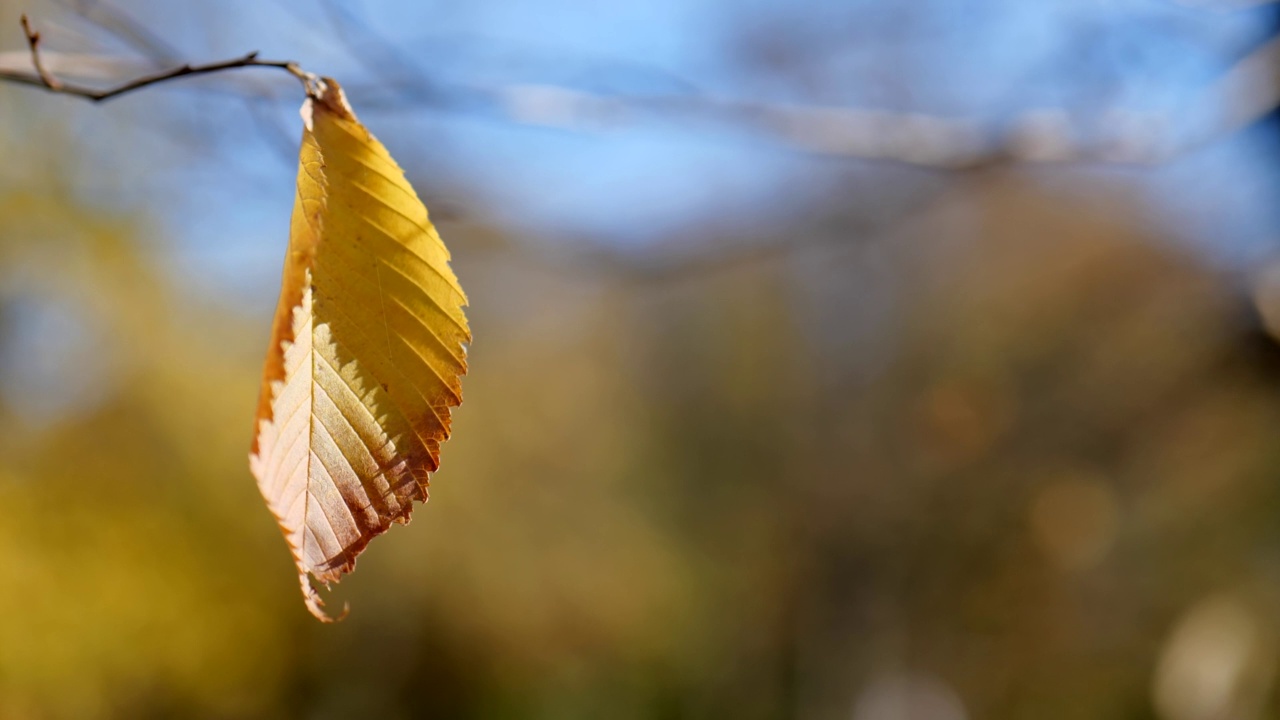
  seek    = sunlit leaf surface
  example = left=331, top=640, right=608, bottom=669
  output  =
left=250, top=80, right=470, bottom=621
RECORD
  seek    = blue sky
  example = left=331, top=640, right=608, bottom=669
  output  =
left=1, top=0, right=1277, bottom=424
left=27, top=0, right=1270, bottom=296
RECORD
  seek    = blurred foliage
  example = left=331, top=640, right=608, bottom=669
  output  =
left=6, top=160, right=1280, bottom=718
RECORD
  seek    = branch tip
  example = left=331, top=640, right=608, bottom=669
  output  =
left=20, top=13, right=61, bottom=90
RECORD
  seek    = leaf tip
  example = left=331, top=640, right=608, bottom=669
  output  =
left=301, top=572, right=349, bottom=623
left=301, top=77, right=356, bottom=131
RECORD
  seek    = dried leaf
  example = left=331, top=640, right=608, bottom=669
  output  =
left=250, top=79, right=470, bottom=621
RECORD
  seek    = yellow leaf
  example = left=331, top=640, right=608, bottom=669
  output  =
left=250, top=79, right=470, bottom=621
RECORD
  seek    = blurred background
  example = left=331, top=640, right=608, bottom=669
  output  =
left=1, top=0, right=1280, bottom=718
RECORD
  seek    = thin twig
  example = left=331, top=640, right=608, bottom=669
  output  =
left=56, top=0, right=299, bottom=162
left=20, top=14, right=60, bottom=89
left=5, top=14, right=318, bottom=102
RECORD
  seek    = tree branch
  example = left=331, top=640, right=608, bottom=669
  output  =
left=3, top=14, right=318, bottom=102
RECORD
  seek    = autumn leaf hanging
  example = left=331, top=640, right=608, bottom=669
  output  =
left=4, top=14, right=471, bottom=623
left=250, top=79, right=470, bottom=621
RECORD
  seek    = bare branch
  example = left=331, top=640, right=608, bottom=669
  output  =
left=58, top=0, right=301, bottom=163
left=3, top=14, right=318, bottom=103
left=6, top=8, right=1276, bottom=171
